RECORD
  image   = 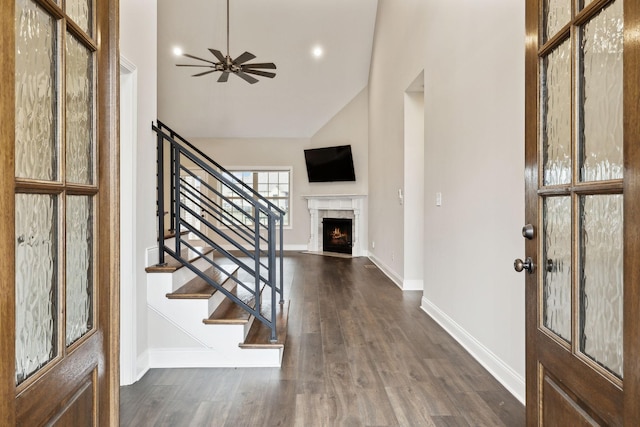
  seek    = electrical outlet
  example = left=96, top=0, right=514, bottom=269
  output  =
left=372, top=241, right=375, bottom=249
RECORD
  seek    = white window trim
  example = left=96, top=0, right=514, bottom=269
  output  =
left=221, top=166, right=293, bottom=230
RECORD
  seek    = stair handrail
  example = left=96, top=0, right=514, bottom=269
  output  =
left=153, top=121, right=284, bottom=342
left=155, top=120, right=286, bottom=217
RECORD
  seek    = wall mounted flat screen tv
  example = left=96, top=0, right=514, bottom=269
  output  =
left=304, top=145, right=356, bottom=182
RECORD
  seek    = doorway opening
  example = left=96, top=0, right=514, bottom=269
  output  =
left=403, top=71, right=425, bottom=290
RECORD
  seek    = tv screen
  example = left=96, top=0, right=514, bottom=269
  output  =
left=304, top=145, right=356, bottom=182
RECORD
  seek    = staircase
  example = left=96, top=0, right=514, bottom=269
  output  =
left=145, top=121, right=288, bottom=367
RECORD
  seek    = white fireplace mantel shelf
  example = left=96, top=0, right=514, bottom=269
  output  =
left=303, top=194, right=368, bottom=257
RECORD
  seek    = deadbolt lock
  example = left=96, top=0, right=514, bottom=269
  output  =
left=522, top=224, right=534, bottom=240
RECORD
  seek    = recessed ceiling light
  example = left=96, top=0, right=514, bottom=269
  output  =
left=312, top=45, right=324, bottom=59
left=173, top=46, right=183, bottom=56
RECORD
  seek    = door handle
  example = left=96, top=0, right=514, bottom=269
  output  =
left=522, top=224, right=534, bottom=240
left=514, top=257, right=535, bottom=274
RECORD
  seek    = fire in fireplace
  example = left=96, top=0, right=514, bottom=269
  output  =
left=322, top=218, right=353, bottom=254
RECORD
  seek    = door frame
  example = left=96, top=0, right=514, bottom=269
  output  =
left=120, top=55, right=138, bottom=386
left=524, top=0, right=640, bottom=424
left=0, top=0, right=121, bottom=424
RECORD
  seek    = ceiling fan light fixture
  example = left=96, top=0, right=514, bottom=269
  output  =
left=176, top=0, right=276, bottom=84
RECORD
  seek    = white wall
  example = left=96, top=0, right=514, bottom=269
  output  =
left=369, top=0, right=526, bottom=401
left=309, top=87, right=369, bottom=197
left=120, top=0, right=158, bottom=382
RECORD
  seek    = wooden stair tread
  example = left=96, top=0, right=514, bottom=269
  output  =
left=240, top=300, right=289, bottom=349
left=166, top=265, right=239, bottom=299
left=145, top=246, right=214, bottom=273
left=161, top=229, right=189, bottom=240
left=203, top=283, right=261, bottom=325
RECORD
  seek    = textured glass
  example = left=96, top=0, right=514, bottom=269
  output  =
left=580, top=0, right=623, bottom=182
left=543, top=197, right=572, bottom=342
left=543, top=0, right=571, bottom=42
left=15, top=194, right=58, bottom=384
left=65, top=0, right=92, bottom=36
left=580, top=194, right=623, bottom=378
left=541, top=39, right=572, bottom=185
left=66, top=33, right=94, bottom=184
left=15, top=0, right=57, bottom=181
left=66, top=195, right=94, bottom=346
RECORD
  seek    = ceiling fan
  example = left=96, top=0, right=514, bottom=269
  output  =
left=176, top=0, right=276, bottom=84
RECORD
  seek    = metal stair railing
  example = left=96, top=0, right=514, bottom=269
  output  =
left=153, top=120, right=285, bottom=342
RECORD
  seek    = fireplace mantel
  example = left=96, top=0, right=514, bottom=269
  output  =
left=303, top=194, right=367, bottom=256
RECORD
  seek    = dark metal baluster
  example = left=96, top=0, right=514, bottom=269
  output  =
left=156, top=128, right=166, bottom=265
left=269, top=214, right=277, bottom=342
left=279, top=212, right=284, bottom=304
left=173, top=146, right=182, bottom=256
left=254, top=208, right=261, bottom=322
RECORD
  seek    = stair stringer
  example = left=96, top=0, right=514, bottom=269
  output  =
left=146, top=263, right=283, bottom=368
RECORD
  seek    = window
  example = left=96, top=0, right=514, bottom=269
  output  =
left=220, top=169, right=290, bottom=227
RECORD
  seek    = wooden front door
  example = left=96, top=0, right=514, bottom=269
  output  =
left=0, top=0, right=119, bottom=425
left=523, top=0, right=640, bottom=424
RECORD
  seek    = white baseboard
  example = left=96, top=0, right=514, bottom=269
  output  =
left=135, top=349, right=150, bottom=383
left=420, top=297, right=525, bottom=404
left=368, top=254, right=403, bottom=289
left=148, top=347, right=282, bottom=368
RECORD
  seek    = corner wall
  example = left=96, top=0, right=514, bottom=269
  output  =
left=368, top=0, right=526, bottom=400
left=120, top=0, right=158, bottom=383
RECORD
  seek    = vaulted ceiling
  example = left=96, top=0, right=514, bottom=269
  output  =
left=158, top=0, right=379, bottom=139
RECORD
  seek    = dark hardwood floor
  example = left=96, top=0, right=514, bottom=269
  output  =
left=120, top=252, right=525, bottom=426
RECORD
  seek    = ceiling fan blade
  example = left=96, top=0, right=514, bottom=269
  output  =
left=233, top=51, right=256, bottom=65
left=177, top=64, right=215, bottom=68
left=235, top=71, right=259, bottom=84
left=218, top=72, right=230, bottom=82
left=208, top=49, right=226, bottom=63
left=242, top=69, right=276, bottom=79
left=183, top=53, right=217, bottom=65
left=242, top=62, right=277, bottom=70
left=192, top=69, right=218, bottom=77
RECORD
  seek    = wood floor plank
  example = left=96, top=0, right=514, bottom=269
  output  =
left=121, top=253, right=525, bottom=427
left=355, top=387, right=400, bottom=426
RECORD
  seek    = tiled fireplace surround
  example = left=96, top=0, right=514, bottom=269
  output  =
left=303, top=194, right=367, bottom=257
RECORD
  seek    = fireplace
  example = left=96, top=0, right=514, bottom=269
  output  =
left=304, top=194, right=367, bottom=256
left=322, top=218, right=353, bottom=254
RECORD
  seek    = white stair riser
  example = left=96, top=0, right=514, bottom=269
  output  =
left=148, top=280, right=248, bottom=347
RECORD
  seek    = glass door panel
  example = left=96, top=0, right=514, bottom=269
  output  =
left=15, top=0, right=58, bottom=181
left=541, top=39, right=572, bottom=186
left=579, top=194, right=623, bottom=377
left=543, top=0, right=571, bottom=42
left=65, top=32, right=95, bottom=185
left=65, top=195, right=94, bottom=346
left=65, top=0, right=92, bottom=36
left=579, top=0, right=623, bottom=182
left=14, top=194, right=58, bottom=384
left=542, top=196, right=572, bottom=342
